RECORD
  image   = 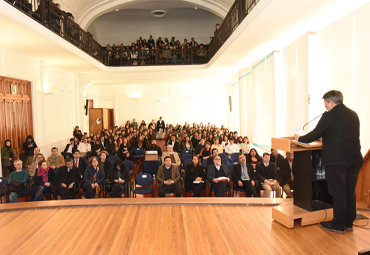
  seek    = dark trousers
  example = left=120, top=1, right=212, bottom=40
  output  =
left=33, top=186, right=51, bottom=201
left=210, top=181, right=230, bottom=197
left=158, top=184, right=182, bottom=197
left=187, top=183, right=205, bottom=197
left=83, top=182, right=97, bottom=199
left=61, top=152, right=73, bottom=159
left=235, top=180, right=259, bottom=197
left=111, top=183, right=126, bottom=198
left=326, top=165, right=360, bottom=229
left=58, top=184, right=77, bottom=199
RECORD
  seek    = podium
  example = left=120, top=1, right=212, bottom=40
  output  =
left=271, top=136, right=333, bottom=228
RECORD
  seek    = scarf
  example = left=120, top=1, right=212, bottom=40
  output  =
left=37, top=165, right=50, bottom=183
left=50, top=154, right=59, bottom=166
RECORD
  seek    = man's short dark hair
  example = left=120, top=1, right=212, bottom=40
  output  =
left=51, top=147, right=58, bottom=151
left=164, top=156, right=172, bottom=161
left=73, top=149, right=80, bottom=154
left=65, top=157, right=73, bottom=164
left=70, top=138, right=74, bottom=142
left=212, top=148, right=218, bottom=153
left=322, top=90, right=343, bottom=104
left=263, top=152, right=270, bottom=157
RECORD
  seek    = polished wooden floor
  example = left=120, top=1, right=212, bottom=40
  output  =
left=0, top=199, right=369, bottom=255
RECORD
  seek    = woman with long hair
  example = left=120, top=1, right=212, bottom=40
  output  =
left=211, top=138, right=223, bottom=156
left=83, top=156, right=105, bottom=198
left=182, top=136, right=193, bottom=152
left=199, top=142, right=211, bottom=160
left=110, top=159, right=130, bottom=198
left=1, top=139, right=15, bottom=177
left=246, top=148, right=261, bottom=169
left=185, top=155, right=206, bottom=197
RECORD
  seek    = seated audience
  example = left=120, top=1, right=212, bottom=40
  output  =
left=210, top=138, right=223, bottom=156
left=161, top=144, right=181, bottom=166
left=1, top=139, right=15, bottom=177
left=185, top=155, right=206, bottom=197
left=278, top=151, right=294, bottom=198
left=8, top=159, right=28, bottom=203
left=23, top=135, right=37, bottom=158
left=109, top=159, right=130, bottom=198
left=224, top=139, right=239, bottom=157
left=32, top=160, right=55, bottom=201
left=246, top=148, right=261, bottom=170
left=207, top=156, right=231, bottom=197
left=117, top=137, right=131, bottom=160
left=167, top=135, right=180, bottom=152
left=199, top=142, right=211, bottom=160
left=181, top=136, right=193, bottom=152
left=105, top=137, right=117, bottom=155
left=47, top=147, right=65, bottom=171
left=25, top=147, right=40, bottom=171
left=270, top=148, right=284, bottom=165
left=54, top=157, right=81, bottom=199
left=78, top=137, right=91, bottom=158
left=146, top=139, right=162, bottom=159
left=99, top=151, right=112, bottom=179
left=92, top=140, right=104, bottom=156
left=62, top=138, right=77, bottom=158
left=256, top=153, right=281, bottom=198
left=29, top=153, right=45, bottom=179
left=72, top=150, right=88, bottom=178
left=221, top=136, right=229, bottom=152
left=83, top=156, right=105, bottom=199
left=239, top=136, right=251, bottom=155
left=207, top=148, right=219, bottom=167
left=194, top=138, right=205, bottom=155
left=232, top=154, right=259, bottom=197
left=156, top=156, right=182, bottom=197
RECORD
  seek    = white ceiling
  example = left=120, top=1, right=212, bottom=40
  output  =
left=1, top=0, right=370, bottom=85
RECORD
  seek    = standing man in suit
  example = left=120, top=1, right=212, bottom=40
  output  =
left=256, top=153, right=281, bottom=198
left=72, top=150, right=88, bottom=179
left=207, top=156, right=231, bottom=197
left=278, top=151, right=294, bottom=198
left=157, top=117, right=165, bottom=132
left=295, top=90, right=363, bottom=234
left=232, top=154, right=259, bottom=197
left=156, top=156, right=182, bottom=197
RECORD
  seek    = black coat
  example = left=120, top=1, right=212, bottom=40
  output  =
left=73, top=157, right=88, bottom=178
left=256, top=162, right=276, bottom=183
left=299, top=104, right=363, bottom=166
left=99, top=160, right=112, bottom=179
left=278, top=158, right=294, bottom=187
left=232, top=163, right=256, bottom=183
left=185, top=164, right=206, bottom=188
left=34, top=168, right=55, bottom=186
left=55, top=166, right=81, bottom=186
left=109, top=167, right=130, bottom=184
left=63, top=144, right=77, bottom=154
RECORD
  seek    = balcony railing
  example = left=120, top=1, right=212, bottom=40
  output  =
left=5, top=0, right=260, bottom=67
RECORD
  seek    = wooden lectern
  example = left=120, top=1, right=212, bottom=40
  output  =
left=271, top=136, right=333, bottom=228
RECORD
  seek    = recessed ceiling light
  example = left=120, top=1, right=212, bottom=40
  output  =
left=151, top=10, right=166, bottom=17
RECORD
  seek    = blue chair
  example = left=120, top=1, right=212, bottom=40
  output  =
left=132, top=147, right=144, bottom=160
left=0, top=177, right=8, bottom=203
left=202, top=159, right=208, bottom=170
left=227, top=164, right=235, bottom=177
left=181, top=154, right=192, bottom=164
left=208, top=181, right=231, bottom=197
left=123, top=160, right=135, bottom=176
left=183, top=158, right=191, bottom=170
left=104, top=181, right=128, bottom=198
left=218, top=153, right=227, bottom=159
left=222, top=158, right=234, bottom=165
left=231, top=153, right=240, bottom=162
left=108, top=155, right=119, bottom=163
left=142, top=160, right=161, bottom=176
left=182, top=149, right=192, bottom=156
left=133, top=173, right=154, bottom=197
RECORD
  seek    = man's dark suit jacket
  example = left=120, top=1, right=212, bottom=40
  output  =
left=207, top=164, right=231, bottom=182
left=55, top=166, right=81, bottom=186
left=279, top=158, right=294, bottom=187
left=63, top=144, right=77, bottom=154
left=157, top=120, right=165, bottom=131
left=167, top=141, right=180, bottom=152
left=232, top=163, right=256, bottom=183
left=299, top=104, right=363, bottom=166
left=148, top=122, right=156, bottom=130
left=73, top=157, right=87, bottom=178
left=256, top=162, right=276, bottom=183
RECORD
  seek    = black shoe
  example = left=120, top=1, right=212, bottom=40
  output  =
left=319, top=221, right=344, bottom=235
left=345, top=226, right=353, bottom=232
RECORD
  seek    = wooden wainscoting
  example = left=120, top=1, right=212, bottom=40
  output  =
left=356, top=149, right=370, bottom=207
left=0, top=76, right=33, bottom=157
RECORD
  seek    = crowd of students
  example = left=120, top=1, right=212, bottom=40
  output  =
left=1, top=118, right=294, bottom=202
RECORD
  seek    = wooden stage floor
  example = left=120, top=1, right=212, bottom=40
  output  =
left=0, top=198, right=370, bottom=255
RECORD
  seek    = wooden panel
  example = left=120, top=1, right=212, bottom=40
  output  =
left=103, top=108, right=109, bottom=130
left=356, top=149, right=370, bottom=206
left=89, top=108, right=103, bottom=134
left=0, top=75, right=33, bottom=158
left=108, top=109, right=114, bottom=129
left=87, top=99, right=93, bottom=109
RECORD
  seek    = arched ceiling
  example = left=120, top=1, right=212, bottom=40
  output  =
left=59, top=0, right=233, bottom=30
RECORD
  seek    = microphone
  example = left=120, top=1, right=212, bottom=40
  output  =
left=303, top=113, right=324, bottom=130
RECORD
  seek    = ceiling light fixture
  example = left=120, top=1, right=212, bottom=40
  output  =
left=151, top=10, right=166, bottom=18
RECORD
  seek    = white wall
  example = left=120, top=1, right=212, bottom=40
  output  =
left=0, top=47, right=78, bottom=161
left=85, top=83, right=230, bottom=128
left=87, top=8, right=222, bottom=46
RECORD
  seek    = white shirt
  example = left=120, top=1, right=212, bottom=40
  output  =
left=67, top=144, right=73, bottom=153
left=78, top=143, right=91, bottom=153
left=225, top=143, right=239, bottom=154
